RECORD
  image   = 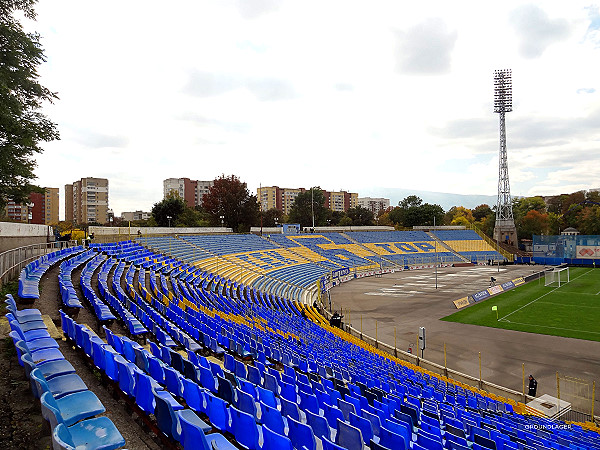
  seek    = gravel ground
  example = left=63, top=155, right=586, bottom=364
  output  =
left=1, top=260, right=163, bottom=450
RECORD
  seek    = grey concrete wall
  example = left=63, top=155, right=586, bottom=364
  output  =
left=0, top=222, right=53, bottom=253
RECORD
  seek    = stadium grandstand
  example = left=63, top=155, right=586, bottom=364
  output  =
left=3, top=228, right=600, bottom=450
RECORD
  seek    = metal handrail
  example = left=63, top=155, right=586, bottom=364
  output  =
left=0, top=240, right=76, bottom=289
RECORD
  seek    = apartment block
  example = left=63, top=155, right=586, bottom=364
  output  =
left=65, top=177, right=109, bottom=224
left=121, top=210, right=151, bottom=221
left=257, top=186, right=358, bottom=214
left=357, top=197, right=390, bottom=215
left=4, top=188, right=59, bottom=224
left=163, top=178, right=214, bottom=208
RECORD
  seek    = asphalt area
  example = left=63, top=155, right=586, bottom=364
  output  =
left=330, top=264, right=600, bottom=410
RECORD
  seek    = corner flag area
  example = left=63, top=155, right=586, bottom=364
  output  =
left=442, top=267, right=600, bottom=342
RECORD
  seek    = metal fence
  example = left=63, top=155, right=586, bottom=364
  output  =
left=0, top=241, right=76, bottom=289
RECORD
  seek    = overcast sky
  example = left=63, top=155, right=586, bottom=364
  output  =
left=24, top=1, right=600, bottom=217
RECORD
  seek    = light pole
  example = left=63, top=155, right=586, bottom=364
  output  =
left=220, top=215, right=224, bottom=227
left=434, top=215, right=438, bottom=289
left=27, top=202, right=34, bottom=224
left=166, top=215, right=172, bottom=228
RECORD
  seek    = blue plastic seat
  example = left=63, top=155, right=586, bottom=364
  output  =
left=236, top=387, right=258, bottom=420
left=199, top=365, right=217, bottom=393
left=257, top=385, right=278, bottom=408
left=230, top=405, right=260, bottom=450
left=216, top=374, right=236, bottom=405
left=336, top=418, right=364, bottom=450
left=115, top=357, right=136, bottom=398
left=322, top=436, right=347, bottom=450
left=323, top=403, right=345, bottom=428
left=178, top=409, right=237, bottom=450
left=260, top=400, right=285, bottom=435
left=182, top=377, right=207, bottom=415
left=350, top=411, right=375, bottom=444
left=164, top=366, right=184, bottom=398
left=21, top=352, right=74, bottom=381
left=361, top=409, right=382, bottom=437
left=40, top=390, right=105, bottom=428
left=15, top=338, right=63, bottom=366
left=305, top=408, right=332, bottom=442
left=299, top=390, right=320, bottom=415
left=379, top=426, right=407, bottom=450
left=280, top=396, right=301, bottom=422
left=384, top=419, right=411, bottom=447
left=206, top=392, right=231, bottom=433
left=31, top=368, right=88, bottom=400
left=224, top=353, right=235, bottom=372
left=337, top=397, right=357, bottom=421
left=238, top=378, right=258, bottom=400
left=154, top=391, right=210, bottom=442
left=287, top=415, right=317, bottom=450
left=263, top=424, right=293, bottom=450
left=264, top=371, right=280, bottom=394
left=42, top=392, right=125, bottom=450
left=52, top=416, right=125, bottom=450
left=247, top=364, right=262, bottom=385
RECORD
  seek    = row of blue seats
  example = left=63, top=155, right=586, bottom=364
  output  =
left=5, top=295, right=125, bottom=449
left=18, top=246, right=83, bottom=299
left=57, top=249, right=97, bottom=309
left=432, top=229, right=483, bottom=241
left=97, top=258, right=147, bottom=337
left=79, top=252, right=117, bottom=322
left=181, top=234, right=282, bottom=256
left=347, top=230, right=434, bottom=243
left=59, top=310, right=235, bottom=450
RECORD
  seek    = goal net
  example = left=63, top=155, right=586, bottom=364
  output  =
left=545, top=266, right=570, bottom=287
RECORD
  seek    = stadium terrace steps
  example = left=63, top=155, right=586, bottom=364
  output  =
left=425, top=231, right=471, bottom=263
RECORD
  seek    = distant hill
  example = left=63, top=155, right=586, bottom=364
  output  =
left=361, top=188, right=497, bottom=211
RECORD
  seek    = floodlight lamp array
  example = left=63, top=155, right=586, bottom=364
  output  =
left=494, top=69, right=512, bottom=113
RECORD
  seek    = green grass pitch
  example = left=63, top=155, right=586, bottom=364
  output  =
left=442, top=267, right=600, bottom=342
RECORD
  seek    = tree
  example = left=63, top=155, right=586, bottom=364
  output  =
left=578, top=206, right=600, bottom=235
left=519, top=210, right=549, bottom=240
left=345, top=206, right=375, bottom=226
left=288, top=187, right=329, bottom=228
left=327, top=210, right=346, bottom=226
left=0, top=1, right=59, bottom=210
left=512, top=196, right=546, bottom=222
left=472, top=204, right=492, bottom=222
left=389, top=196, right=444, bottom=227
left=151, top=196, right=185, bottom=227
left=261, top=208, right=283, bottom=227
left=202, top=174, right=259, bottom=232
left=176, top=206, right=210, bottom=227
left=447, top=206, right=474, bottom=225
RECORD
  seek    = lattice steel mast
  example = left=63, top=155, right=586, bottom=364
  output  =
left=493, top=69, right=517, bottom=246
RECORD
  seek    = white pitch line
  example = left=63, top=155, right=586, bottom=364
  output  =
left=500, top=318, right=600, bottom=336
left=499, top=268, right=594, bottom=321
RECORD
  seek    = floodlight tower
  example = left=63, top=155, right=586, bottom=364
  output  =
left=493, top=69, right=518, bottom=247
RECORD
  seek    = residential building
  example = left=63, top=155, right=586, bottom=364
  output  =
left=257, top=186, right=358, bottom=214
left=357, top=197, right=390, bottom=215
left=121, top=210, right=151, bottom=221
left=65, top=177, right=109, bottom=224
left=163, top=178, right=214, bottom=208
left=4, top=188, right=59, bottom=224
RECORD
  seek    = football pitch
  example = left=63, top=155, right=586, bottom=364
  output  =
left=442, top=267, right=600, bottom=342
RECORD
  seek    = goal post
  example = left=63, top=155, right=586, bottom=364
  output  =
left=545, top=266, right=570, bottom=287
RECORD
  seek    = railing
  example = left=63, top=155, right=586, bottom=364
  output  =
left=0, top=240, right=76, bottom=289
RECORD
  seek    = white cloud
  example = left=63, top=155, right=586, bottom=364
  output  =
left=510, top=4, right=572, bottom=58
